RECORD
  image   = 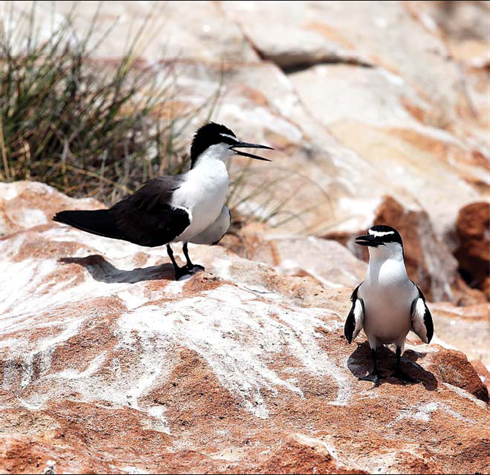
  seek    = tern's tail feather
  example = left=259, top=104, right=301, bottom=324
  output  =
left=53, top=209, right=124, bottom=240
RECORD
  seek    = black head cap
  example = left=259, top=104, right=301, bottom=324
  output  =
left=355, top=224, right=403, bottom=247
left=190, top=122, right=238, bottom=166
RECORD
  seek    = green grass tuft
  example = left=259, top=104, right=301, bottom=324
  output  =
left=0, top=2, right=216, bottom=203
left=0, top=2, right=330, bottom=234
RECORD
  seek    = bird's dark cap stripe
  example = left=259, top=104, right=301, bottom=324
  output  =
left=367, top=224, right=403, bottom=246
left=190, top=122, right=237, bottom=166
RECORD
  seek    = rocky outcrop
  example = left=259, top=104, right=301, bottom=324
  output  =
left=2, top=1, right=490, bottom=470
left=8, top=2, right=260, bottom=62
left=1, top=183, right=489, bottom=474
left=0, top=181, right=103, bottom=237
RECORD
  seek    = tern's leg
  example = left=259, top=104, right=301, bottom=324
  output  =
left=182, top=242, right=205, bottom=273
left=392, top=346, right=417, bottom=383
left=166, top=244, right=187, bottom=281
left=359, top=348, right=380, bottom=386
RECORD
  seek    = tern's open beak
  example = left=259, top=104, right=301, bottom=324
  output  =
left=231, top=141, right=273, bottom=162
left=355, top=234, right=382, bottom=247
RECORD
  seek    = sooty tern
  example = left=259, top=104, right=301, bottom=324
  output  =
left=54, top=122, right=273, bottom=280
left=344, top=225, right=434, bottom=386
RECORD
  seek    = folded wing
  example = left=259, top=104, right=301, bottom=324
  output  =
left=54, top=176, right=191, bottom=248
left=344, top=283, right=365, bottom=344
left=410, top=285, right=434, bottom=344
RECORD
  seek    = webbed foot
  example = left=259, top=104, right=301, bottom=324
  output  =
left=359, top=372, right=381, bottom=387
left=175, top=264, right=205, bottom=281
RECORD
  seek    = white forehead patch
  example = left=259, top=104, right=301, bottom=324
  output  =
left=369, top=229, right=395, bottom=238
left=220, top=133, right=238, bottom=142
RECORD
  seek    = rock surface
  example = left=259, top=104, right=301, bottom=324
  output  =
left=7, top=1, right=259, bottom=62
left=2, top=1, right=490, bottom=471
left=0, top=181, right=103, bottom=237
left=1, top=183, right=489, bottom=474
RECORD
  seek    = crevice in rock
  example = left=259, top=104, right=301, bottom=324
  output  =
left=280, top=57, right=374, bottom=75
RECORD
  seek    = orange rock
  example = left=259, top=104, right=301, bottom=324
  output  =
left=455, top=201, right=490, bottom=299
left=471, top=360, right=490, bottom=392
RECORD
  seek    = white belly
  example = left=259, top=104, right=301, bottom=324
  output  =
left=360, top=259, right=415, bottom=345
left=362, top=285, right=412, bottom=344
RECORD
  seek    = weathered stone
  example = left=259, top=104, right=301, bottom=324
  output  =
left=429, top=301, right=490, bottom=370
left=5, top=1, right=259, bottom=62
left=408, top=1, right=490, bottom=62
left=289, top=64, right=488, bottom=237
left=223, top=1, right=469, bottom=118
left=471, top=359, right=490, bottom=392
left=0, top=181, right=103, bottom=237
left=222, top=222, right=366, bottom=290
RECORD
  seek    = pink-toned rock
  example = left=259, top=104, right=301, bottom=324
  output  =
left=1, top=183, right=489, bottom=474
left=0, top=181, right=103, bottom=237
left=7, top=2, right=259, bottom=63
left=222, top=222, right=366, bottom=289
left=429, top=301, right=490, bottom=370
left=407, top=1, right=490, bottom=64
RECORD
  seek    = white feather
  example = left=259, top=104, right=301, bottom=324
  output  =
left=359, top=242, right=418, bottom=348
left=368, top=229, right=395, bottom=238
left=411, top=298, right=429, bottom=343
left=219, top=133, right=239, bottom=142
left=171, top=143, right=231, bottom=243
left=352, top=299, right=364, bottom=341
left=189, top=206, right=230, bottom=245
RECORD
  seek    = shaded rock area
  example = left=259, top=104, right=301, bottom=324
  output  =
left=454, top=201, right=490, bottom=298
left=1, top=183, right=489, bottom=474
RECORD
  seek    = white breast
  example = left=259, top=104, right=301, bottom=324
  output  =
left=360, top=257, right=416, bottom=345
left=171, top=150, right=230, bottom=243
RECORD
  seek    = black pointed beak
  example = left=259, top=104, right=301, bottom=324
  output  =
left=231, top=141, right=273, bottom=162
left=355, top=234, right=382, bottom=247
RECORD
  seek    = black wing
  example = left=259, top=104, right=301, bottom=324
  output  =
left=54, top=209, right=124, bottom=240
left=344, top=283, right=365, bottom=344
left=110, top=176, right=190, bottom=247
left=54, top=176, right=190, bottom=247
left=410, top=285, right=434, bottom=344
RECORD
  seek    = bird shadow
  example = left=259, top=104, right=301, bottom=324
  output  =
left=60, top=255, right=175, bottom=284
left=347, top=341, right=438, bottom=391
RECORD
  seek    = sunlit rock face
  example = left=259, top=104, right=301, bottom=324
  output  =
left=1, top=183, right=489, bottom=474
